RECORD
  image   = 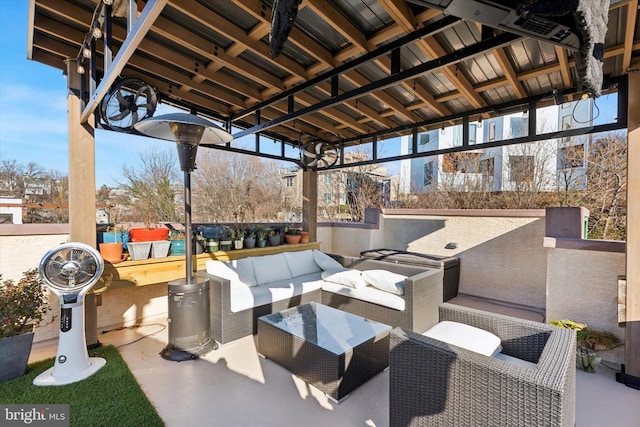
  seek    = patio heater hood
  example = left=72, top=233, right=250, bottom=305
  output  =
left=134, top=113, right=232, bottom=361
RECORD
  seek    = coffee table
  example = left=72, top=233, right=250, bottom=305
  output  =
left=257, top=302, right=392, bottom=403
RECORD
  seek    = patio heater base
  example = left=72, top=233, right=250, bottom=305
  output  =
left=616, top=364, right=640, bottom=390
left=160, top=277, right=217, bottom=362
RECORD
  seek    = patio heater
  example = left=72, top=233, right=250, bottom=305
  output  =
left=135, top=113, right=233, bottom=361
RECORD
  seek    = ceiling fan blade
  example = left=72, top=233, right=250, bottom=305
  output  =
left=109, top=109, right=130, bottom=121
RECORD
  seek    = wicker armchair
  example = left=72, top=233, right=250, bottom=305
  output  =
left=389, top=303, right=576, bottom=427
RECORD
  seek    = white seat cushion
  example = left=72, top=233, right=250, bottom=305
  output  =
left=251, top=253, right=292, bottom=285
left=230, top=272, right=324, bottom=312
left=312, top=250, right=344, bottom=271
left=362, top=269, right=407, bottom=295
left=284, top=250, right=321, bottom=277
left=321, top=268, right=367, bottom=289
left=322, top=281, right=405, bottom=311
left=422, top=321, right=503, bottom=357
left=206, top=258, right=257, bottom=288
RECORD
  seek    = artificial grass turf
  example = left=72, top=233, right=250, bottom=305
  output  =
left=0, top=345, right=164, bottom=427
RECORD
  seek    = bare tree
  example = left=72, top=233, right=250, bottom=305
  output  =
left=192, top=149, right=282, bottom=223
left=119, top=149, right=179, bottom=224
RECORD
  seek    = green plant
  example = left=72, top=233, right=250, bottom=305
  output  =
left=233, top=229, right=245, bottom=239
left=257, top=231, right=267, bottom=240
left=247, top=231, right=256, bottom=239
left=169, top=230, right=185, bottom=240
left=0, top=269, right=50, bottom=339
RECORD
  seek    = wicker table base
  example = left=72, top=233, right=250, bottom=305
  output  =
left=257, top=302, right=391, bottom=403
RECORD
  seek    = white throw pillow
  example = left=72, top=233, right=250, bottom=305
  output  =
left=312, top=250, right=344, bottom=271
left=362, top=269, right=407, bottom=295
left=321, top=268, right=367, bottom=289
left=251, top=253, right=293, bottom=285
left=206, top=259, right=257, bottom=287
left=423, top=321, right=503, bottom=357
left=284, top=250, right=321, bottom=277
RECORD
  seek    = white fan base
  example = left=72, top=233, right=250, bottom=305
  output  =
left=33, top=357, right=106, bottom=386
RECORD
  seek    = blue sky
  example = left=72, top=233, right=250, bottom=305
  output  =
left=0, top=1, right=173, bottom=188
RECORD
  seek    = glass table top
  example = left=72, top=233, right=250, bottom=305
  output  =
left=259, top=302, right=391, bottom=355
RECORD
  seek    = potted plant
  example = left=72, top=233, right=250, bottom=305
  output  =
left=285, top=228, right=301, bottom=244
left=256, top=230, right=268, bottom=248
left=193, top=231, right=205, bottom=255
left=244, top=231, right=256, bottom=249
left=169, top=231, right=186, bottom=256
left=268, top=230, right=280, bottom=246
left=219, top=229, right=233, bottom=251
left=129, top=214, right=169, bottom=243
left=0, top=269, right=50, bottom=381
left=550, top=319, right=621, bottom=372
left=233, top=229, right=245, bottom=250
left=99, top=225, right=127, bottom=264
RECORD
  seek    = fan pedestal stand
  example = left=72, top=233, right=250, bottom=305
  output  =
left=34, top=243, right=107, bottom=386
left=33, top=297, right=106, bottom=386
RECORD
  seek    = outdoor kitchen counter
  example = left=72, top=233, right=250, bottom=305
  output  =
left=100, top=242, right=321, bottom=289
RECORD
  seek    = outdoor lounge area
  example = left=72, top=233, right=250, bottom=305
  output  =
left=2, top=0, right=639, bottom=425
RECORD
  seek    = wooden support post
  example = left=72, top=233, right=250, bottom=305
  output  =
left=302, top=169, right=317, bottom=242
left=620, top=66, right=640, bottom=389
left=67, top=62, right=97, bottom=246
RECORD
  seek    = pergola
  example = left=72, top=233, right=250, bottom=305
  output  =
left=27, top=0, right=639, bottom=387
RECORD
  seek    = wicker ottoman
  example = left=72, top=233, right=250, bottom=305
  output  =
left=257, top=302, right=391, bottom=403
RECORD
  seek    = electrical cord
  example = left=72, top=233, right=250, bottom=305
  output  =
left=100, top=323, right=167, bottom=349
left=572, top=95, right=600, bottom=124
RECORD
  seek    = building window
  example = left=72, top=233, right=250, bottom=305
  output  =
left=489, top=121, right=497, bottom=141
left=423, top=162, right=434, bottom=185
left=558, top=144, right=585, bottom=169
left=468, top=123, right=477, bottom=144
left=509, top=117, right=527, bottom=138
left=285, top=176, right=293, bottom=187
left=479, top=157, right=494, bottom=176
left=419, top=133, right=430, bottom=145
left=323, top=174, right=332, bottom=184
left=323, top=192, right=333, bottom=203
left=509, top=155, right=534, bottom=182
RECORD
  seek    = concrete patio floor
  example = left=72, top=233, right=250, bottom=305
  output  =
left=29, top=311, right=639, bottom=427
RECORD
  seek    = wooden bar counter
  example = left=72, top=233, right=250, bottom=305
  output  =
left=101, top=242, right=321, bottom=289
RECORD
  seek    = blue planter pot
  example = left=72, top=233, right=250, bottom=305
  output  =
left=100, top=230, right=129, bottom=250
left=170, top=239, right=186, bottom=256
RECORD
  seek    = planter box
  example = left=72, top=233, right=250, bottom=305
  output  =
left=151, top=241, right=171, bottom=258
left=128, top=242, right=151, bottom=260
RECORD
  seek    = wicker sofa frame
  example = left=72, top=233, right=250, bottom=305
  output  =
left=389, top=303, right=576, bottom=427
left=201, top=253, right=443, bottom=345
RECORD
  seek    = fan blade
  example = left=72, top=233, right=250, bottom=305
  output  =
left=303, top=149, right=316, bottom=158
left=116, top=89, right=129, bottom=109
left=315, top=143, right=324, bottom=154
left=109, top=109, right=130, bottom=121
left=131, top=110, right=139, bottom=125
left=324, top=149, right=338, bottom=156
left=307, top=159, right=318, bottom=168
left=317, top=159, right=328, bottom=169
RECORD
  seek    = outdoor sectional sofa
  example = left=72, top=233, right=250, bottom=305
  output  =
left=201, top=249, right=443, bottom=345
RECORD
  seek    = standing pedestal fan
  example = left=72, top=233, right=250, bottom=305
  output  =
left=33, top=243, right=106, bottom=386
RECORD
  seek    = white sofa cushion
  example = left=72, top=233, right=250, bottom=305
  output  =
left=251, top=253, right=293, bottom=285
left=362, top=269, right=407, bottom=295
left=284, top=250, right=321, bottom=277
left=321, top=268, right=367, bottom=289
left=230, top=272, right=324, bottom=313
left=312, top=250, right=344, bottom=271
left=321, top=281, right=405, bottom=311
left=206, top=258, right=257, bottom=288
left=422, top=321, right=503, bottom=357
